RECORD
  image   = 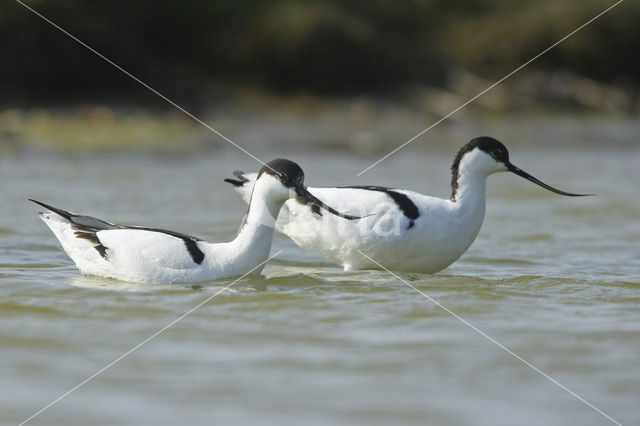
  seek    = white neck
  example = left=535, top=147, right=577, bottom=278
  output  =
left=454, top=167, right=487, bottom=208
left=450, top=163, right=488, bottom=246
left=235, top=181, right=282, bottom=248
left=213, top=177, right=285, bottom=275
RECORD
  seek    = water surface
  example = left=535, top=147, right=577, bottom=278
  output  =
left=1, top=144, right=639, bottom=425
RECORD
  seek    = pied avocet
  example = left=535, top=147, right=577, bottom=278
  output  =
left=32, top=159, right=360, bottom=284
left=225, top=137, right=590, bottom=273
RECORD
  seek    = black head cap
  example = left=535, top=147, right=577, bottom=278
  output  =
left=451, top=137, right=509, bottom=201
left=466, top=137, right=509, bottom=163
left=258, top=158, right=305, bottom=188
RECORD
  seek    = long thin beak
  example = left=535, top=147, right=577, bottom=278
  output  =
left=506, top=163, right=593, bottom=197
left=295, top=186, right=363, bottom=220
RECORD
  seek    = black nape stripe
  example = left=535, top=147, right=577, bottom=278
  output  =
left=450, top=137, right=509, bottom=201
left=336, top=186, right=420, bottom=229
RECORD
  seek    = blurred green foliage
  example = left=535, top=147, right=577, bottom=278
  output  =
left=1, top=0, right=638, bottom=106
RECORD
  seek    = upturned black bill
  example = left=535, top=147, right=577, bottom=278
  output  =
left=506, top=163, right=592, bottom=197
left=295, top=187, right=363, bottom=219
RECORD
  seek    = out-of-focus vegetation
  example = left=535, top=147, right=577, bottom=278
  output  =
left=0, top=108, right=207, bottom=154
left=2, top=0, right=638, bottom=105
left=1, top=0, right=638, bottom=153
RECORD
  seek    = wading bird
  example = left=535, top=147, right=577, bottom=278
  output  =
left=32, top=159, right=360, bottom=283
left=225, top=137, right=590, bottom=273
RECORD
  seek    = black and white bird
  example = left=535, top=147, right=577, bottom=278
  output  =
left=32, top=159, right=360, bottom=284
left=225, top=137, right=590, bottom=273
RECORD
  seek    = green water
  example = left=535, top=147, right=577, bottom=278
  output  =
left=1, top=144, right=639, bottom=426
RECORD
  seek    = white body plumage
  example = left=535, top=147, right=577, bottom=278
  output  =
left=33, top=159, right=360, bottom=284
left=226, top=137, right=589, bottom=273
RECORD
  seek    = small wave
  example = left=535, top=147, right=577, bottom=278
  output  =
left=0, top=301, right=62, bottom=316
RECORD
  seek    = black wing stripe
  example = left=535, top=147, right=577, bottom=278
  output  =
left=102, top=225, right=206, bottom=265
left=30, top=199, right=117, bottom=230
left=182, top=239, right=205, bottom=264
left=74, top=230, right=109, bottom=260
left=31, top=199, right=205, bottom=265
left=76, top=226, right=206, bottom=265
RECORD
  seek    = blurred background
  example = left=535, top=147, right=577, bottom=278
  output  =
left=1, top=0, right=638, bottom=155
left=3, top=3, right=640, bottom=425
